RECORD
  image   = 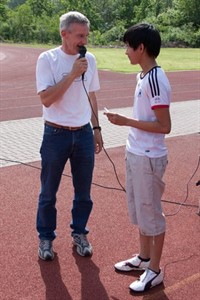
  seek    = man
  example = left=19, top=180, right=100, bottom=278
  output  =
left=36, top=11, right=103, bottom=260
left=104, top=23, right=171, bottom=292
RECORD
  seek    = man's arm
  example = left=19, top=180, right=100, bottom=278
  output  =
left=89, top=91, right=103, bottom=153
left=38, top=57, right=88, bottom=107
left=89, top=92, right=99, bottom=127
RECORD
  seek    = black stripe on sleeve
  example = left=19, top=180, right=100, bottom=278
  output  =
left=148, top=72, right=154, bottom=97
left=148, top=68, right=160, bottom=97
left=155, top=67, right=160, bottom=96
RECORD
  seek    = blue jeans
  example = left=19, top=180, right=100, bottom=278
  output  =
left=36, top=123, right=94, bottom=241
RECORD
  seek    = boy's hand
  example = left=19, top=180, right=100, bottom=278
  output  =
left=104, top=111, right=127, bottom=126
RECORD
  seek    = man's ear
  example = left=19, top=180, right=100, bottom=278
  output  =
left=61, top=30, right=67, bottom=38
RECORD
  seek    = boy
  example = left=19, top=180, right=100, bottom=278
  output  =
left=104, top=23, right=171, bottom=292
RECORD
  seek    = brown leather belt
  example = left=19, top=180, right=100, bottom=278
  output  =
left=45, top=120, right=85, bottom=131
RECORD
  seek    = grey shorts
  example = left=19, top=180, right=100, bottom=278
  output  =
left=126, top=151, right=168, bottom=236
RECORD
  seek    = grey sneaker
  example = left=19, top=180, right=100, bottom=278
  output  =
left=38, top=240, right=54, bottom=261
left=129, top=268, right=164, bottom=292
left=72, top=234, right=93, bottom=257
left=115, top=254, right=150, bottom=271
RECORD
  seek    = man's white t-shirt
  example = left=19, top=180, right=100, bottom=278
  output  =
left=36, top=46, right=100, bottom=127
left=126, top=66, right=171, bottom=158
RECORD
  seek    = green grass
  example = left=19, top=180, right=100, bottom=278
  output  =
left=88, top=47, right=200, bottom=73
left=2, top=42, right=200, bottom=72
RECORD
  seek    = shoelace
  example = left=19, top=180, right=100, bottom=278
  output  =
left=41, top=240, right=51, bottom=250
left=76, top=234, right=89, bottom=247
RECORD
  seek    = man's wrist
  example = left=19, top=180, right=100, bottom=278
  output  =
left=93, top=126, right=101, bottom=131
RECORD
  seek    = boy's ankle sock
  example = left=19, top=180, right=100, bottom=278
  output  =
left=148, top=267, right=160, bottom=275
left=138, top=255, right=150, bottom=262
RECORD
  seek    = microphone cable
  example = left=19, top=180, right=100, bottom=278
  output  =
left=164, top=155, right=200, bottom=217
left=0, top=156, right=199, bottom=212
left=81, top=77, right=126, bottom=193
left=78, top=44, right=125, bottom=192
left=0, top=158, right=124, bottom=192
left=0, top=155, right=199, bottom=214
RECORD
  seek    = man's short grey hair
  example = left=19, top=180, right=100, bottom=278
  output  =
left=60, top=11, right=90, bottom=32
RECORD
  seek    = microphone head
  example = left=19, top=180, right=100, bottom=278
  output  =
left=78, top=45, right=87, bottom=58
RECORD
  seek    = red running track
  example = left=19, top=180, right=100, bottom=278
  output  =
left=0, top=44, right=200, bottom=300
left=0, top=44, right=199, bottom=122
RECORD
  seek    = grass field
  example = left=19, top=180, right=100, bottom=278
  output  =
left=2, top=43, right=200, bottom=73
left=88, top=47, right=200, bottom=73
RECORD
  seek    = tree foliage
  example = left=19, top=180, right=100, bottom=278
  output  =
left=0, top=0, right=9, bottom=21
left=177, top=0, right=199, bottom=27
left=1, top=0, right=199, bottom=47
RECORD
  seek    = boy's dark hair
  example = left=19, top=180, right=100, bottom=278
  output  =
left=123, top=23, right=161, bottom=58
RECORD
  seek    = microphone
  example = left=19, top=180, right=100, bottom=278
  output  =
left=78, top=46, right=87, bottom=79
left=78, top=45, right=87, bottom=58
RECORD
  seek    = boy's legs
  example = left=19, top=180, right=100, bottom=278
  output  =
left=136, top=154, right=167, bottom=272
left=117, top=230, right=165, bottom=273
left=115, top=152, right=167, bottom=290
left=139, top=231, right=165, bottom=273
left=139, top=232, right=150, bottom=259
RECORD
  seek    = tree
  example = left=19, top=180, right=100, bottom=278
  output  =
left=27, top=0, right=54, bottom=17
left=134, top=0, right=173, bottom=23
left=177, top=0, right=200, bottom=27
left=0, top=0, right=8, bottom=21
left=9, top=3, right=34, bottom=42
left=0, top=0, right=199, bottom=47
left=8, top=0, right=26, bottom=8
